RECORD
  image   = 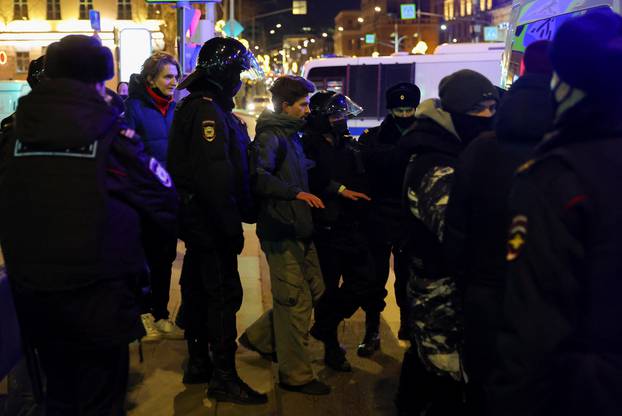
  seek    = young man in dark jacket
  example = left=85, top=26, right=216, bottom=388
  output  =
left=489, top=10, right=622, bottom=416
left=443, top=41, right=554, bottom=415
left=302, top=91, right=379, bottom=372
left=239, top=75, right=331, bottom=395
left=0, top=35, right=178, bottom=415
left=395, top=69, right=498, bottom=415
left=167, top=37, right=266, bottom=405
left=357, top=83, right=421, bottom=354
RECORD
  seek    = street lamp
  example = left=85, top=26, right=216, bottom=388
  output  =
left=322, top=32, right=328, bottom=37
left=276, top=23, right=282, bottom=28
left=338, top=26, right=344, bottom=32
left=441, top=24, right=448, bottom=30
left=357, top=17, right=364, bottom=23
left=374, top=6, right=381, bottom=12
left=270, top=29, right=275, bottom=34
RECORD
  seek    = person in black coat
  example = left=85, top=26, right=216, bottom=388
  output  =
left=489, top=10, right=622, bottom=416
left=357, top=83, right=421, bottom=355
left=167, top=37, right=266, bottom=405
left=302, top=91, right=380, bottom=372
left=396, top=69, right=498, bottom=415
left=0, top=35, right=178, bottom=415
left=125, top=51, right=183, bottom=342
left=442, top=40, right=554, bottom=415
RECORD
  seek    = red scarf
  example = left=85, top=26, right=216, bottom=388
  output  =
left=146, top=85, right=173, bottom=116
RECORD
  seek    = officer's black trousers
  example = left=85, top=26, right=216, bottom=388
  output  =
left=313, top=227, right=379, bottom=333
left=144, top=235, right=178, bottom=321
left=180, top=247, right=243, bottom=369
left=364, top=241, right=409, bottom=315
left=38, top=343, right=129, bottom=416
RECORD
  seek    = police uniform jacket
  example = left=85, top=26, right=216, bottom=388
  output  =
left=489, top=119, right=622, bottom=416
left=0, top=79, right=178, bottom=348
left=167, top=87, right=253, bottom=253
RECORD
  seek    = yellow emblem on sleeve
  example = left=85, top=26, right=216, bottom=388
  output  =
left=202, top=120, right=216, bottom=142
left=506, top=215, right=528, bottom=261
left=516, top=159, right=535, bottom=174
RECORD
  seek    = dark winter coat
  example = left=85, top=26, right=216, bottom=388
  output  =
left=399, top=99, right=465, bottom=380
left=125, top=74, right=176, bottom=166
left=251, top=109, right=315, bottom=241
left=358, top=115, right=415, bottom=242
left=302, top=131, right=370, bottom=227
left=489, top=100, right=622, bottom=416
left=168, top=87, right=253, bottom=254
left=443, top=74, right=550, bottom=385
left=0, top=79, right=178, bottom=348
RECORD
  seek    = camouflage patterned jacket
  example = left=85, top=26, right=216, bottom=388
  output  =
left=399, top=99, right=466, bottom=380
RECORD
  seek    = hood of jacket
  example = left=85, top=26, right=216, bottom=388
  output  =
left=256, top=109, right=306, bottom=138
left=16, top=78, right=119, bottom=148
left=128, top=73, right=150, bottom=102
left=415, top=99, right=460, bottom=139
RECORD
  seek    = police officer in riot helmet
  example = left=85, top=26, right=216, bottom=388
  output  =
left=304, top=91, right=380, bottom=371
left=167, top=37, right=267, bottom=405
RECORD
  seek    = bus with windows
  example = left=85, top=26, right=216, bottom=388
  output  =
left=302, top=44, right=504, bottom=136
left=501, top=0, right=621, bottom=89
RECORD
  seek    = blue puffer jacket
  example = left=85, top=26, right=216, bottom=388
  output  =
left=124, top=74, right=176, bottom=166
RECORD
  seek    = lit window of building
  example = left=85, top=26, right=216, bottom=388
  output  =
left=444, top=0, right=455, bottom=19
left=487, top=0, right=493, bottom=10
left=460, top=0, right=466, bottom=16
left=118, top=0, right=132, bottom=20
left=79, top=0, right=93, bottom=20
left=480, top=0, right=486, bottom=12
left=466, top=0, right=472, bottom=15
left=16, top=52, right=30, bottom=73
left=46, top=0, right=61, bottom=20
left=13, top=0, right=28, bottom=20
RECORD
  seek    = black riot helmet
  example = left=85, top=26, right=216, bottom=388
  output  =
left=178, top=37, right=263, bottom=96
left=308, top=90, right=363, bottom=136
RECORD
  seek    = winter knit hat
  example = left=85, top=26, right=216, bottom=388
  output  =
left=523, top=40, right=553, bottom=76
left=45, top=35, right=114, bottom=83
left=551, top=8, right=622, bottom=100
left=439, top=69, right=499, bottom=114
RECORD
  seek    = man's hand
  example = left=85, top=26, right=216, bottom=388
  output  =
left=340, top=189, right=371, bottom=201
left=296, top=192, right=325, bottom=209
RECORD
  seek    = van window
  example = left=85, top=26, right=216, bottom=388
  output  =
left=307, top=66, right=346, bottom=94
left=379, top=64, right=414, bottom=111
left=348, top=65, right=379, bottom=118
left=507, top=6, right=608, bottom=84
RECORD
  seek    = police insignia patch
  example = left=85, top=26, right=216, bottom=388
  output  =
left=506, top=215, right=528, bottom=261
left=516, top=159, right=535, bottom=174
left=202, top=120, right=216, bottom=142
left=400, top=94, right=405, bottom=100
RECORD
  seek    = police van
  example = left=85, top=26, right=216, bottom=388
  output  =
left=301, top=44, right=504, bottom=136
left=0, top=81, right=31, bottom=122
left=501, top=0, right=622, bottom=89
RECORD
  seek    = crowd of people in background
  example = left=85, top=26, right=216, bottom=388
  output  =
left=1, top=7, right=622, bottom=416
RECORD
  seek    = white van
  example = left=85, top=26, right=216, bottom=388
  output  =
left=0, top=81, right=31, bottom=122
left=302, top=47, right=503, bottom=135
left=501, top=0, right=621, bottom=89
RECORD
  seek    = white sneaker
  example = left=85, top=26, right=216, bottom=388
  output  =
left=154, top=319, right=185, bottom=340
left=141, top=313, right=162, bottom=342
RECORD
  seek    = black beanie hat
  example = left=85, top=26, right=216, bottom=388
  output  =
left=45, top=35, right=114, bottom=83
left=386, top=82, right=421, bottom=109
left=551, top=8, right=622, bottom=99
left=439, top=69, right=499, bottom=114
left=523, top=40, right=553, bottom=76
left=26, top=55, right=46, bottom=88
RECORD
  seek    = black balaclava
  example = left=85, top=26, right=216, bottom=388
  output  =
left=393, top=114, right=416, bottom=131
left=451, top=113, right=495, bottom=144
left=330, top=117, right=349, bottom=138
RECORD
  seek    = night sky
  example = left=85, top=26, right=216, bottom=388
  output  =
left=253, top=0, right=362, bottom=32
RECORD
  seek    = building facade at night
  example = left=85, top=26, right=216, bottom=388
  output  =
left=0, top=0, right=174, bottom=87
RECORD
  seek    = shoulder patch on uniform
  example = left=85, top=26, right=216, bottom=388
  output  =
left=506, top=215, right=528, bottom=262
left=363, top=129, right=369, bottom=134
left=149, top=157, right=173, bottom=188
left=120, top=128, right=136, bottom=140
left=202, top=97, right=213, bottom=102
left=516, top=159, right=535, bottom=174
left=202, top=120, right=216, bottom=142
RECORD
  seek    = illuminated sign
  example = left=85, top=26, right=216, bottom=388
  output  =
left=0, top=51, right=7, bottom=65
left=484, top=26, right=500, bottom=41
left=400, top=4, right=417, bottom=20
left=119, top=28, right=152, bottom=82
left=365, top=33, right=376, bottom=44
left=292, top=1, right=307, bottom=15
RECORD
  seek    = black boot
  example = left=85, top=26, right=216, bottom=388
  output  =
left=310, top=324, right=352, bottom=372
left=207, top=354, right=267, bottom=405
left=357, top=313, right=380, bottom=357
left=183, top=338, right=213, bottom=384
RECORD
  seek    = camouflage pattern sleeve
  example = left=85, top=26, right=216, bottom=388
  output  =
left=407, top=165, right=455, bottom=242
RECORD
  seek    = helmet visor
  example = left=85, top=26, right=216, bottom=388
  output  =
left=240, top=50, right=265, bottom=80
left=324, top=94, right=364, bottom=117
